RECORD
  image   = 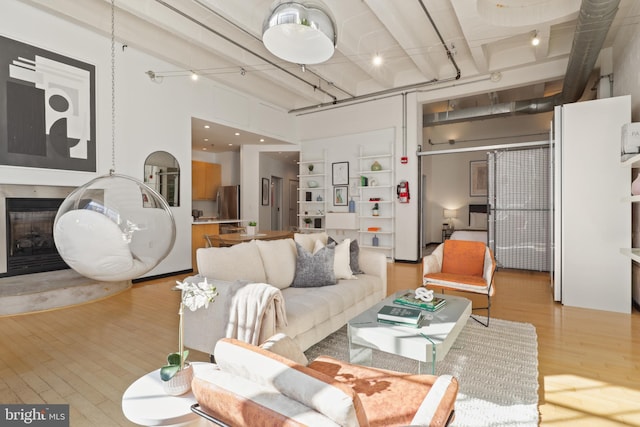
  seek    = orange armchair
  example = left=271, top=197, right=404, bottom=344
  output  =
left=422, top=240, right=496, bottom=326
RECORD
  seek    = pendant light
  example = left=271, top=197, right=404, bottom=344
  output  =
left=262, top=1, right=337, bottom=65
left=53, top=0, right=176, bottom=282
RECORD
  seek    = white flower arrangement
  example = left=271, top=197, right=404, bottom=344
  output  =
left=160, top=278, right=218, bottom=381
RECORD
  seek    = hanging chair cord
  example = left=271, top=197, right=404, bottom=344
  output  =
left=110, top=0, right=116, bottom=176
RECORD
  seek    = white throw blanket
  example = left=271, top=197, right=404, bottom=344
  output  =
left=225, top=282, right=288, bottom=345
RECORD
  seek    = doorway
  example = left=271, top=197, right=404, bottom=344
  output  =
left=271, top=176, right=283, bottom=230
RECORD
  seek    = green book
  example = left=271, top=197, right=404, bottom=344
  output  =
left=377, top=305, right=423, bottom=324
left=393, top=291, right=446, bottom=311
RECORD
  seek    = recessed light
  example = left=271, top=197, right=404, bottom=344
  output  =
left=204, top=125, right=210, bottom=129
left=228, top=143, right=233, bottom=146
left=372, top=54, right=383, bottom=66
left=531, top=31, right=540, bottom=46
left=202, top=147, right=207, bottom=150
left=234, top=132, right=240, bottom=136
left=204, top=138, right=208, bottom=142
left=260, top=138, right=265, bottom=142
left=191, top=71, right=199, bottom=81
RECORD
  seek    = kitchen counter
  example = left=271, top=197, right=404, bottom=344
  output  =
left=192, top=219, right=247, bottom=225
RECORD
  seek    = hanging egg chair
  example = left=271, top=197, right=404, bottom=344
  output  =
left=54, top=173, right=176, bottom=281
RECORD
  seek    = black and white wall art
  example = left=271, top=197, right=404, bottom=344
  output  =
left=0, top=35, right=96, bottom=171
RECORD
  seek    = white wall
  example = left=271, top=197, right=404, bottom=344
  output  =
left=0, top=2, right=295, bottom=277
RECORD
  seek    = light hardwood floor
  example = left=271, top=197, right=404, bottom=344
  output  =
left=0, top=264, right=638, bottom=426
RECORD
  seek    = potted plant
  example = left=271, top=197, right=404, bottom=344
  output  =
left=246, top=221, right=257, bottom=235
left=161, top=278, right=217, bottom=395
left=307, top=164, right=314, bottom=173
left=303, top=217, right=312, bottom=228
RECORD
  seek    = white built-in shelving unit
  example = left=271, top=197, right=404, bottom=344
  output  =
left=621, top=152, right=640, bottom=262
left=357, top=144, right=395, bottom=259
left=297, top=150, right=326, bottom=232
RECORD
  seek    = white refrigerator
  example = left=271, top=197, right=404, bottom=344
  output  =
left=553, top=95, right=631, bottom=313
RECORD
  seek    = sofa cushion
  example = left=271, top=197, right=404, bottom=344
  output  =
left=292, top=242, right=336, bottom=288
left=294, top=232, right=328, bottom=253
left=260, top=333, right=309, bottom=366
left=328, top=237, right=363, bottom=274
left=214, top=338, right=368, bottom=427
left=314, top=239, right=354, bottom=280
left=441, top=240, right=485, bottom=277
left=197, top=241, right=267, bottom=283
left=256, top=239, right=297, bottom=289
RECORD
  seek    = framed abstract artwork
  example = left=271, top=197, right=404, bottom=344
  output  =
left=0, top=35, right=96, bottom=172
left=470, top=160, right=488, bottom=197
left=333, top=186, right=348, bottom=206
left=332, top=161, right=349, bottom=186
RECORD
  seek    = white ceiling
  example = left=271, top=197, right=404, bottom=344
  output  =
left=23, top=0, right=638, bottom=153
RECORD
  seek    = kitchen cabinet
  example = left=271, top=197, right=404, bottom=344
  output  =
left=192, top=161, right=221, bottom=200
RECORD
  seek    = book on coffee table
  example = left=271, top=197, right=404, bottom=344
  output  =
left=377, top=305, right=423, bottom=324
left=393, top=291, right=446, bottom=312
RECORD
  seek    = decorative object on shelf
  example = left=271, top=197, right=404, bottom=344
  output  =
left=162, top=278, right=217, bottom=395
left=308, top=164, right=314, bottom=173
left=334, top=186, right=348, bottom=206
left=632, top=172, right=640, bottom=196
left=369, top=178, right=377, bottom=186
left=304, top=217, right=312, bottom=228
left=332, top=161, right=349, bottom=185
left=306, top=191, right=312, bottom=201
left=367, top=227, right=381, bottom=232
left=369, top=197, right=381, bottom=202
left=308, top=180, right=319, bottom=188
left=246, top=221, right=257, bottom=235
left=262, top=178, right=270, bottom=206
left=361, top=176, right=368, bottom=186
left=372, top=235, right=379, bottom=247
left=262, top=1, right=337, bottom=65
left=371, top=161, right=382, bottom=171
left=316, top=194, right=323, bottom=201
left=414, top=287, right=435, bottom=302
left=348, top=197, right=356, bottom=213
left=372, top=203, right=379, bottom=216
left=314, top=218, right=322, bottom=228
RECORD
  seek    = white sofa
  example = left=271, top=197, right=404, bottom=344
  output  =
left=183, top=232, right=387, bottom=355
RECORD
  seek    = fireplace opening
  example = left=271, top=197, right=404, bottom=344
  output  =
left=3, top=198, right=70, bottom=278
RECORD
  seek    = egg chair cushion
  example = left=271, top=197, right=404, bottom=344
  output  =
left=54, top=209, right=151, bottom=281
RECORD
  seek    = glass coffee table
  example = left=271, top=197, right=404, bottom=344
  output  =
left=347, top=290, right=471, bottom=374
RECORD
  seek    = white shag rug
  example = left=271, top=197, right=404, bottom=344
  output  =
left=305, top=317, right=539, bottom=427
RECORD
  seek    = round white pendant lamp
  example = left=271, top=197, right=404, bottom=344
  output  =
left=263, top=2, right=337, bottom=64
left=53, top=0, right=176, bottom=282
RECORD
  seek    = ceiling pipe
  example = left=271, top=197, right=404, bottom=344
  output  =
left=423, top=0, right=621, bottom=126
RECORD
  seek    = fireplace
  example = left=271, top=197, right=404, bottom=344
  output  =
left=3, top=198, right=69, bottom=277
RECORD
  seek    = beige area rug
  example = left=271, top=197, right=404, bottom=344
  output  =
left=305, top=317, right=539, bottom=427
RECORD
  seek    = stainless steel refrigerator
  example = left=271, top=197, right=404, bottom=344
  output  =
left=216, top=185, right=240, bottom=220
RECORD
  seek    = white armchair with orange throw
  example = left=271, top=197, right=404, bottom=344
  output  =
left=422, top=240, right=496, bottom=327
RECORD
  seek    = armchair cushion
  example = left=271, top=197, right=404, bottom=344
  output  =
left=441, top=240, right=485, bottom=277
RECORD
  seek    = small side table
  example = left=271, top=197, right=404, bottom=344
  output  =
left=122, top=362, right=213, bottom=427
left=442, top=228, right=454, bottom=241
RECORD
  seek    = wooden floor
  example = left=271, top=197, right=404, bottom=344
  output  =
left=1, top=263, right=639, bottom=426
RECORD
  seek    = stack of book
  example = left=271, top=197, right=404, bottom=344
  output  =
left=393, top=291, right=447, bottom=312
left=377, top=305, right=424, bottom=328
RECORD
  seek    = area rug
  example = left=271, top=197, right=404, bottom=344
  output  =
left=305, top=317, right=539, bottom=427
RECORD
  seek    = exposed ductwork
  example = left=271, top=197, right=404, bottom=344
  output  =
left=423, top=0, right=621, bottom=126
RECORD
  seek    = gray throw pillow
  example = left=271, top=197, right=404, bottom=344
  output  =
left=291, top=241, right=336, bottom=287
left=328, top=237, right=364, bottom=274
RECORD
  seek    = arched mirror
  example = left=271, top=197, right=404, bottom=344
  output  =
left=144, top=151, right=180, bottom=207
